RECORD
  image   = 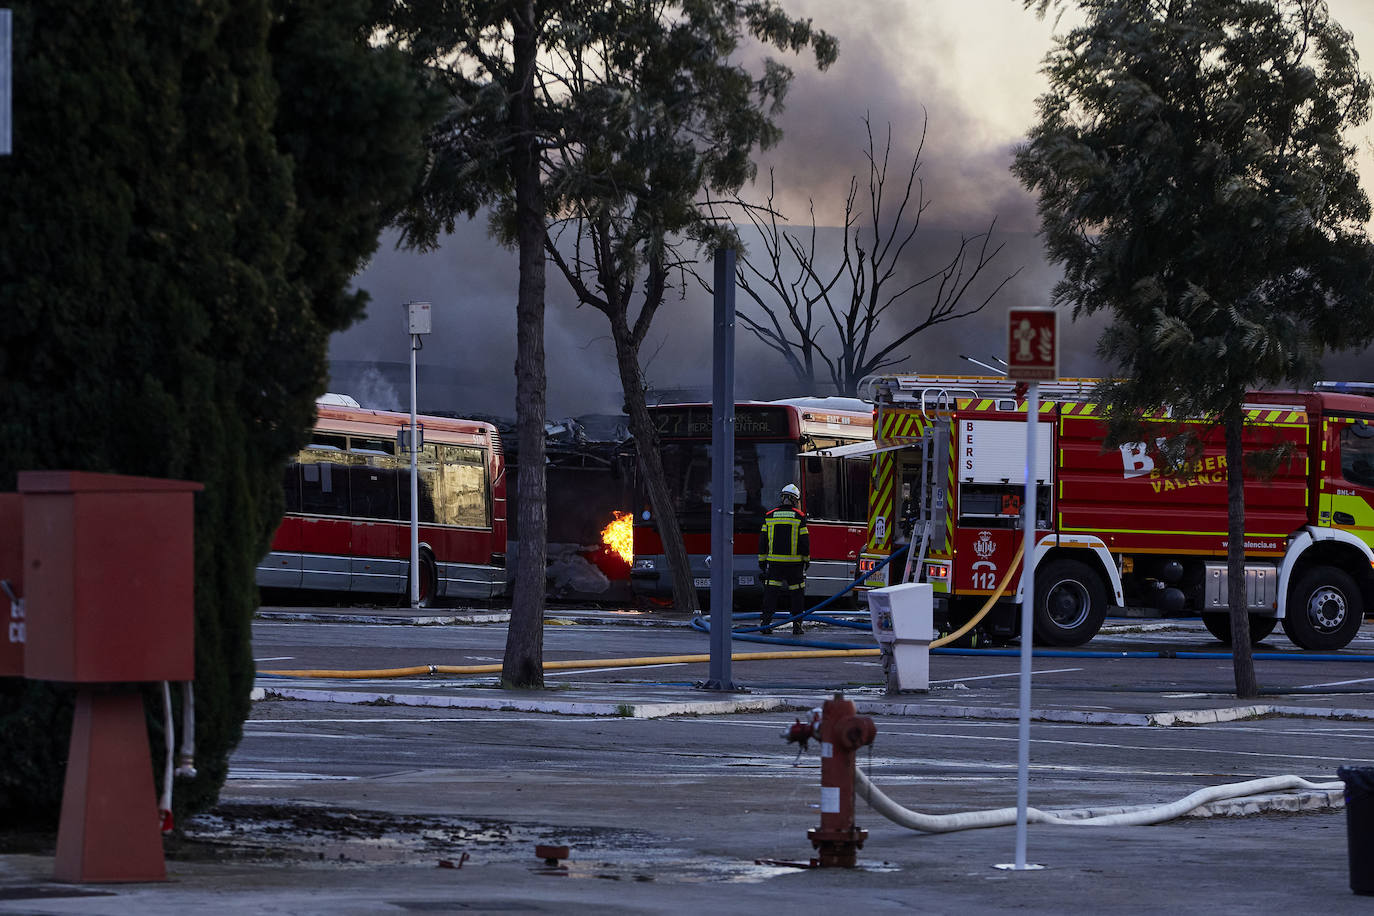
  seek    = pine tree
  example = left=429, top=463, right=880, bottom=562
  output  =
left=1014, top=0, right=1374, bottom=696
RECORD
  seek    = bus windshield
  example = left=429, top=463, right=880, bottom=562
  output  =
left=649, top=441, right=799, bottom=531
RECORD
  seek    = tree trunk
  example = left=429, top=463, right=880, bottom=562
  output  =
left=502, top=0, right=546, bottom=688
left=1225, top=405, right=1258, bottom=698
left=611, top=314, right=700, bottom=616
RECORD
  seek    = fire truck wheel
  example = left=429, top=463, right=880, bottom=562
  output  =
left=1033, top=559, right=1107, bottom=647
left=1202, top=613, right=1278, bottom=645
left=1283, top=566, right=1363, bottom=650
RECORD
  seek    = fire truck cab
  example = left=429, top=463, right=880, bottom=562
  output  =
left=857, top=375, right=1374, bottom=651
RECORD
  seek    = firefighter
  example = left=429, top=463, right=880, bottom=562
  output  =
left=759, top=483, right=809, bottom=635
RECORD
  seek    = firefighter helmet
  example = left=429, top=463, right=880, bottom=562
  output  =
left=780, top=483, right=801, bottom=502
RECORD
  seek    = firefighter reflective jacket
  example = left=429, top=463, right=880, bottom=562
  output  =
left=760, top=506, right=810, bottom=566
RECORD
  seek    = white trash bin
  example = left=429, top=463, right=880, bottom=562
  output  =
left=868, top=582, right=933, bottom=692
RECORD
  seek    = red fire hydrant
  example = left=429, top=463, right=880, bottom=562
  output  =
left=808, top=692, right=876, bottom=868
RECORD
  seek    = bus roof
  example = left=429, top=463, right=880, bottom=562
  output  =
left=314, top=403, right=499, bottom=444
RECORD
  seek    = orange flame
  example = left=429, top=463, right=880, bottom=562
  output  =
left=600, top=510, right=633, bottom=564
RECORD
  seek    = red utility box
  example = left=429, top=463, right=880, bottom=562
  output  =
left=18, top=471, right=200, bottom=683
left=1, top=493, right=23, bottom=677
left=14, top=470, right=202, bottom=884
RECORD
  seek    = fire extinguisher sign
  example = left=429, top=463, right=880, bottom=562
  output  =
left=1007, top=307, right=1058, bottom=381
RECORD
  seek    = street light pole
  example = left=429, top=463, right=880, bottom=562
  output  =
left=405, top=301, right=432, bottom=607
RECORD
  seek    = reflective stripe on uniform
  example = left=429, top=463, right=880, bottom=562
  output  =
left=760, top=509, right=808, bottom=562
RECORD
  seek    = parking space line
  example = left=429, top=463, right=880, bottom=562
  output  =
left=931, top=667, right=1082, bottom=684
left=1294, top=676, right=1374, bottom=689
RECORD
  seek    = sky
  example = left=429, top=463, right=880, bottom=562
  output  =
left=334, top=0, right=1374, bottom=420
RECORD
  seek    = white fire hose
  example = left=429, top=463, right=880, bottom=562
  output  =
left=158, top=681, right=198, bottom=832
left=854, top=768, right=1342, bottom=832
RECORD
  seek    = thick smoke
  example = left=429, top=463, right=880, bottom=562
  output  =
left=333, top=0, right=1374, bottom=418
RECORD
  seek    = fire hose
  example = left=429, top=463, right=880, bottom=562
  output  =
left=262, top=541, right=1025, bottom=678
left=854, top=767, right=1343, bottom=832
left=692, top=540, right=1025, bottom=650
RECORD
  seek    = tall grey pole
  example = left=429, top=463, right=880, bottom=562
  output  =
left=410, top=332, right=420, bottom=607
left=404, top=301, right=431, bottom=608
left=1012, top=381, right=1041, bottom=869
left=704, top=248, right=737, bottom=690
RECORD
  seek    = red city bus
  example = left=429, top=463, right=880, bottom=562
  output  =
left=629, top=398, right=873, bottom=605
left=256, top=398, right=508, bottom=606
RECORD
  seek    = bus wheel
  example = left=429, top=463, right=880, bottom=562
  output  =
left=1202, top=613, right=1278, bottom=645
left=1032, top=559, right=1107, bottom=647
left=414, top=551, right=438, bottom=609
left=1282, top=566, right=1362, bottom=650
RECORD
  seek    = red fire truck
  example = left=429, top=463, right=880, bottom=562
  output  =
left=856, top=375, right=1374, bottom=650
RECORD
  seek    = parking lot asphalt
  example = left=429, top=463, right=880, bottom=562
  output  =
left=4, top=608, right=1374, bottom=914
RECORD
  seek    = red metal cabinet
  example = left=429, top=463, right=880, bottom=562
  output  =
left=18, top=471, right=201, bottom=683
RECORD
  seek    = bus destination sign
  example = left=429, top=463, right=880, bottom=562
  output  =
left=653, top=406, right=791, bottom=438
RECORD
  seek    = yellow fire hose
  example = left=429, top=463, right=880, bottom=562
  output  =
left=260, top=542, right=1026, bottom=680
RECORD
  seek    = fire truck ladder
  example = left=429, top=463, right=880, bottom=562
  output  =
left=900, top=423, right=950, bottom=586
left=858, top=374, right=1102, bottom=410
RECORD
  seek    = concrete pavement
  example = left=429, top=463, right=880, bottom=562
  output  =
left=3, top=608, right=1374, bottom=914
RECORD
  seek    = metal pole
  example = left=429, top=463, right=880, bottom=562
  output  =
left=410, top=333, right=420, bottom=607
left=705, top=248, right=737, bottom=690
left=0, top=10, right=11, bottom=156
left=1013, top=381, right=1039, bottom=868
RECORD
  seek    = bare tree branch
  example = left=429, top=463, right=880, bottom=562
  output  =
left=729, top=114, right=1023, bottom=395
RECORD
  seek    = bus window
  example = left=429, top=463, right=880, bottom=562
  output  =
left=308, top=433, right=347, bottom=450
left=843, top=457, right=871, bottom=522
left=348, top=436, right=402, bottom=520
left=431, top=444, right=489, bottom=527
left=403, top=445, right=440, bottom=524
left=653, top=441, right=798, bottom=529
left=802, top=455, right=842, bottom=520
left=299, top=444, right=351, bottom=516
left=740, top=442, right=796, bottom=519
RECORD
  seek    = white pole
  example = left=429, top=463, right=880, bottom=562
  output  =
left=1014, top=381, right=1039, bottom=869
left=410, top=333, right=420, bottom=607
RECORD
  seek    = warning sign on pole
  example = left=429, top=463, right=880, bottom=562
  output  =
left=1007, top=308, right=1058, bottom=381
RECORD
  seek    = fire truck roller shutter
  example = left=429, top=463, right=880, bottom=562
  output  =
left=1032, top=558, right=1108, bottom=647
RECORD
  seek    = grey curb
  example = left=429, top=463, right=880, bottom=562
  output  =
left=256, top=611, right=512, bottom=625
left=250, top=685, right=796, bottom=718
left=853, top=700, right=1374, bottom=725
left=251, top=685, right=1374, bottom=726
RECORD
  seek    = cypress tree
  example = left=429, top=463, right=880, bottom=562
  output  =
left=0, top=0, right=441, bottom=821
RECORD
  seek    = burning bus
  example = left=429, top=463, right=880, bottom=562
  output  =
left=629, top=398, right=874, bottom=606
